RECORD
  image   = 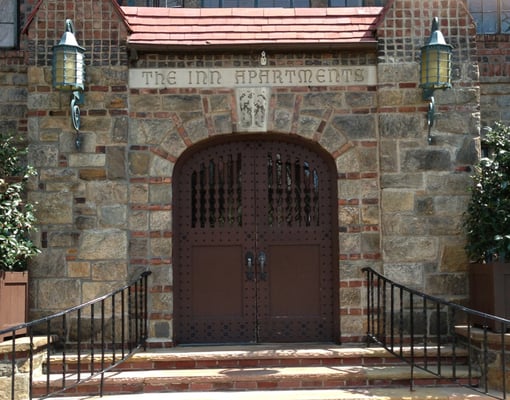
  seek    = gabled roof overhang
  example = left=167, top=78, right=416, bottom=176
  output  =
left=121, top=6, right=384, bottom=53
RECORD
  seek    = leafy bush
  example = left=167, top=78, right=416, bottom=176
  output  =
left=464, top=122, right=510, bottom=263
left=0, top=133, right=40, bottom=271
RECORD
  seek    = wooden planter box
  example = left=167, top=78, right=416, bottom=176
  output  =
left=469, top=262, right=510, bottom=332
left=0, top=271, right=28, bottom=341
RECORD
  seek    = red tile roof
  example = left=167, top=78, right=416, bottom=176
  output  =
left=120, top=7, right=383, bottom=51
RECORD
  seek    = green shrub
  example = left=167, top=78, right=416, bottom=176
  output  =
left=0, top=133, right=40, bottom=271
left=464, top=122, right=510, bottom=263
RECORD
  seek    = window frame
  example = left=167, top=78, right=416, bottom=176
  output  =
left=0, top=0, right=19, bottom=49
left=469, top=0, right=510, bottom=34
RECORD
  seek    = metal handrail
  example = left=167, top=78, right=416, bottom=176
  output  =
left=363, top=267, right=508, bottom=399
left=0, top=270, right=151, bottom=400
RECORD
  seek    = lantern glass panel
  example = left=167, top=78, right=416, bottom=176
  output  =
left=420, top=46, right=451, bottom=90
left=53, top=46, right=85, bottom=91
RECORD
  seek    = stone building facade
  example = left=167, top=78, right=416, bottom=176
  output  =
left=0, top=0, right=488, bottom=345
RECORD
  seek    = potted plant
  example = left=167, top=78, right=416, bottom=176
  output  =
left=0, top=132, right=40, bottom=339
left=463, top=121, right=510, bottom=331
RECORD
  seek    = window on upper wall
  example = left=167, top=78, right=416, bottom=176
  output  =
left=0, top=0, right=18, bottom=48
left=468, top=0, right=510, bottom=34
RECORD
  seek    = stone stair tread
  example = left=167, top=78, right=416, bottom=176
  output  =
left=39, top=387, right=496, bottom=400
left=49, top=344, right=468, bottom=363
left=34, top=364, right=477, bottom=384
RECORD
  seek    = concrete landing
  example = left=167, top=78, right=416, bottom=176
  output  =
left=50, top=387, right=497, bottom=400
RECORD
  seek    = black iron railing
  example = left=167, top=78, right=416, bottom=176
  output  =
left=0, top=270, right=151, bottom=400
left=363, top=267, right=509, bottom=399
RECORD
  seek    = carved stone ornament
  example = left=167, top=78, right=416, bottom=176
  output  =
left=236, top=87, right=270, bottom=132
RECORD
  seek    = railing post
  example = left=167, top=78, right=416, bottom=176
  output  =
left=409, top=292, right=414, bottom=392
left=143, top=270, right=150, bottom=350
left=364, top=268, right=372, bottom=346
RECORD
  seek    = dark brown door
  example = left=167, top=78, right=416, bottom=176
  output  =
left=173, top=137, right=338, bottom=344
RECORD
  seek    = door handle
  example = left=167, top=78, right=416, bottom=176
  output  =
left=258, top=251, right=267, bottom=281
left=245, top=251, right=254, bottom=281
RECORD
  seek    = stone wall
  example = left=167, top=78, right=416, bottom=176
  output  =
left=1, top=0, right=482, bottom=345
left=376, top=0, right=479, bottom=301
left=23, top=0, right=131, bottom=321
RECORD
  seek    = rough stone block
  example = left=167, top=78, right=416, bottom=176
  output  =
left=82, top=281, right=122, bottom=303
left=379, top=113, right=423, bottom=139
left=339, top=232, right=361, bottom=254
left=377, top=63, right=418, bottom=84
left=361, top=205, right=379, bottom=225
left=302, top=92, right=343, bottom=109
left=149, top=211, right=172, bottom=231
left=383, top=237, right=437, bottom=262
left=338, top=206, right=360, bottom=226
left=425, top=273, right=468, bottom=296
left=345, top=91, right=376, bottom=108
left=99, top=205, right=127, bottom=228
left=130, top=119, right=176, bottom=145
left=381, top=190, right=414, bottom=212
left=361, top=232, right=380, bottom=254
left=331, top=114, right=376, bottom=140
left=85, top=181, right=128, bottom=204
left=162, top=94, right=202, bottom=111
left=401, top=148, right=452, bottom=172
left=112, top=116, right=129, bottom=143
left=92, top=261, right=127, bottom=281
left=426, top=173, right=472, bottom=195
left=78, top=229, right=128, bottom=260
left=79, top=169, right=107, bottom=180
left=150, top=155, right=174, bottom=178
left=38, top=279, right=81, bottom=309
left=440, top=242, right=469, bottom=272
left=149, top=184, right=172, bottom=204
left=107, top=146, right=127, bottom=180
left=159, top=130, right=187, bottom=158
left=213, top=113, right=233, bottom=134
left=336, top=147, right=360, bottom=174
left=28, top=144, right=59, bottom=168
left=68, top=262, right=91, bottom=278
left=69, top=154, right=106, bottom=168
left=29, top=191, right=73, bottom=224
left=384, top=263, right=424, bottom=288
left=150, top=237, right=172, bottom=258
left=129, top=151, right=151, bottom=176
left=381, top=173, right=424, bottom=189
left=209, top=94, right=230, bottom=112
left=380, top=140, right=398, bottom=173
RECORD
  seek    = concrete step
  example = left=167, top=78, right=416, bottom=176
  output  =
left=45, top=343, right=469, bottom=373
left=33, top=344, right=479, bottom=398
left=32, top=363, right=480, bottom=397
left=45, top=387, right=497, bottom=400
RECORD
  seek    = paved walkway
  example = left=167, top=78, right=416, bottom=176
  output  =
left=55, top=387, right=496, bottom=399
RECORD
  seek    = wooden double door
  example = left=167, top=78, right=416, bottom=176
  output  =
left=173, top=136, right=338, bottom=344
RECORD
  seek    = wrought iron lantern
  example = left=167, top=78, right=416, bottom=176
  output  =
left=52, top=19, right=85, bottom=150
left=420, top=17, right=452, bottom=144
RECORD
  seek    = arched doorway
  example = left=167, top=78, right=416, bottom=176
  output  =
left=173, top=135, right=339, bottom=344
